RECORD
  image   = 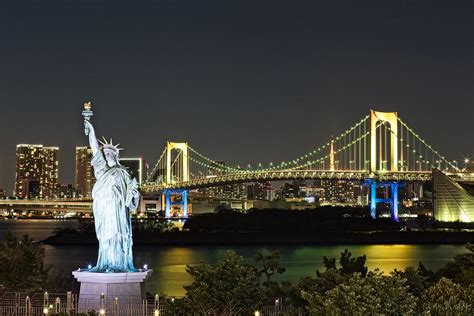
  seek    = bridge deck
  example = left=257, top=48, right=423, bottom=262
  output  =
left=142, top=169, right=444, bottom=192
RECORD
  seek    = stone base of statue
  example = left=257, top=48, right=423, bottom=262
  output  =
left=72, top=270, right=152, bottom=313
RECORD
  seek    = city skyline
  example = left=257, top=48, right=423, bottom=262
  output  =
left=1, top=1, right=473, bottom=311
left=7, top=143, right=146, bottom=197
left=0, top=110, right=472, bottom=193
left=0, top=1, right=472, bottom=191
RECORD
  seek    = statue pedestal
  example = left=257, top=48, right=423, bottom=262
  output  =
left=72, top=270, right=152, bottom=313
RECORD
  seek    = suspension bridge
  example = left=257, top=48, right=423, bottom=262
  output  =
left=142, top=110, right=472, bottom=221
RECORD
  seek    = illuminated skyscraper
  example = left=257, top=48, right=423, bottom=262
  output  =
left=321, top=179, right=357, bottom=203
left=119, top=158, right=144, bottom=185
left=75, top=146, right=95, bottom=198
left=15, top=144, right=59, bottom=199
left=15, top=144, right=42, bottom=198
left=41, top=147, right=59, bottom=198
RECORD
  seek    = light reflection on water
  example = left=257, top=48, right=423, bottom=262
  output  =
left=44, top=243, right=466, bottom=297
left=0, top=219, right=468, bottom=297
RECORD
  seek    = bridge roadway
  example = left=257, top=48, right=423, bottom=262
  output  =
left=1, top=170, right=472, bottom=211
left=0, top=198, right=92, bottom=212
left=142, top=169, right=474, bottom=192
left=142, top=169, right=432, bottom=192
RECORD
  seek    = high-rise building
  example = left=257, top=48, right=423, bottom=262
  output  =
left=120, top=158, right=144, bottom=185
left=75, top=147, right=95, bottom=198
left=15, top=144, right=42, bottom=198
left=41, top=147, right=59, bottom=198
left=15, top=144, right=59, bottom=199
left=321, top=180, right=357, bottom=203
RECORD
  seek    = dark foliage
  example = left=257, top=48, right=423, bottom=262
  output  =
left=183, top=206, right=400, bottom=234
left=255, top=250, right=286, bottom=285
left=0, top=233, right=50, bottom=292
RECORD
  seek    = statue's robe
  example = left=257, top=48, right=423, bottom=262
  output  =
left=91, top=150, right=139, bottom=272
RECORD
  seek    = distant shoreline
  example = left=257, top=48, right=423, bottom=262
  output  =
left=42, top=230, right=474, bottom=246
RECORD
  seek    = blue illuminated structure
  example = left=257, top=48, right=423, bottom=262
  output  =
left=163, top=189, right=188, bottom=218
left=367, top=180, right=400, bottom=222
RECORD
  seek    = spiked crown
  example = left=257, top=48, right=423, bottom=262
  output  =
left=99, top=137, right=123, bottom=156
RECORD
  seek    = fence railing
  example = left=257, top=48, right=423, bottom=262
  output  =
left=0, top=292, right=295, bottom=315
left=0, top=292, right=167, bottom=316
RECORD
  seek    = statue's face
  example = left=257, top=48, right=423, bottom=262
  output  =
left=104, top=149, right=118, bottom=167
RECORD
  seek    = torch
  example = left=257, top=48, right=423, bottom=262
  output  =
left=82, top=101, right=93, bottom=135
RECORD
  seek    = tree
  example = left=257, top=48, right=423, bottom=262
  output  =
left=255, top=250, right=286, bottom=286
left=183, top=251, right=265, bottom=315
left=418, top=261, right=436, bottom=283
left=317, top=249, right=368, bottom=278
left=314, top=268, right=348, bottom=295
left=339, top=249, right=368, bottom=276
left=436, top=244, right=474, bottom=286
left=421, top=278, right=474, bottom=315
left=279, top=278, right=317, bottom=313
left=303, top=271, right=418, bottom=316
left=0, top=233, right=51, bottom=292
left=322, top=255, right=336, bottom=270
left=134, top=218, right=174, bottom=232
left=392, top=266, right=429, bottom=297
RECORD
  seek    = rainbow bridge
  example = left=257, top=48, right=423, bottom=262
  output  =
left=142, top=110, right=474, bottom=222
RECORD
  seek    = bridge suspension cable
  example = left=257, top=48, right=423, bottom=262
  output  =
left=146, top=148, right=167, bottom=183
left=145, top=110, right=461, bottom=188
left=185, top=114, right=371, bottom=174
left=370, top=113, right=459, bottom=172
left=397, top=117, right=458, bottom=171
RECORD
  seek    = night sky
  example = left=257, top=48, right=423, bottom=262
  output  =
left=0, top=0, right=472, bottom=193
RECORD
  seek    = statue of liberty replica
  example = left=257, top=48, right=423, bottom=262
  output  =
left=73, top=102, right=151, bottom=311
left=82, top=102, right=140, bottom=272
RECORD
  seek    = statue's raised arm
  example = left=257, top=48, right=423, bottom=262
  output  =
left=83, top=101, right=99, bottom=156
left=84, top=120, right=100, bottom=156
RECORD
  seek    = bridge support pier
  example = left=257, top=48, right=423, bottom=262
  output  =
left=368, top=180, right=400, bottom=222
left=370, top=181, right=377, bottom=219
left=163, top=189, right=188, bottom=219
left=390, top=183, right=399, bottom=222
left=182, top=190, right=188, bottom=218
left=164, top=191, right=171, bottom=218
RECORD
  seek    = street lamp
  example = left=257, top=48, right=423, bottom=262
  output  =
left=154, top=294, right=160, bottom=315
left=464, top=158, right=470, bottom=170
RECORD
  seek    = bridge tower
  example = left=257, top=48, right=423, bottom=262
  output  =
left=369, top=110, right=399, bottom=221
left=164, top=142, right=189, bottom=218
left=166, top=142, right=189, bottom=184
left=370, top=110, right=398, bottom=173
